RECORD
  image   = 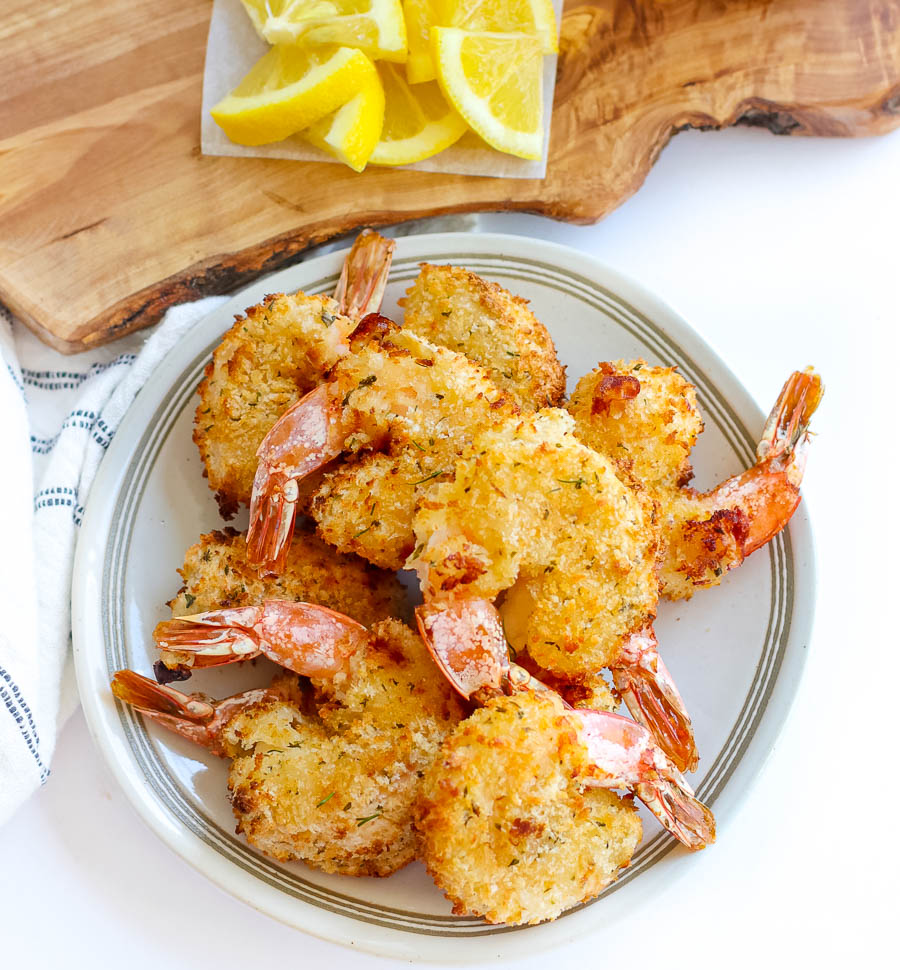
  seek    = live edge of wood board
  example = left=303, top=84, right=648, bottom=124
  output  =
left=1, top=0, right=898, bottom=352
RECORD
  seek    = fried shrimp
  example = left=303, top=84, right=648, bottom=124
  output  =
left=569, top=363, right=823, bottom=599
left=111, top=614, right=464, bottom=876
left=157, top=526, right=406, bottom=682
left=399, top=264, right=566, bottom=410
left=194, top=230, right=395, bottom=517
left=416, top=692, right=642, bottom=925
left=409, top=410, right=657, bottom=672
left=247, top=315, right=519, bottom=574
left=408, top=410, right=700, bottom=772
left=414, top=628, right=714, bottom=923
left=168, top=527, right=407, bottom=626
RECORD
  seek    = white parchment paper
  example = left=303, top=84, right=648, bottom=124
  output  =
left=201, top=0, right=562, bottom=178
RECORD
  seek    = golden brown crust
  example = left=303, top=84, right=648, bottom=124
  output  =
left=306, top=328, right=519, bottom=570
left=223, top=619, right=465, bottom=877
left=416, top=692, right=641, bottom=924
left=568, top=360, right=703, bottom=491
left=412, top=409, right=659, bottom=675
left=194, top=292, right=355, bottom=516
left=400, top=264, right=566, bottom=410
left=568, top=361, right=757, bottom=599
left=657, top=496, right=749, bottom=600
left=168, top=526, right=407, bottom=627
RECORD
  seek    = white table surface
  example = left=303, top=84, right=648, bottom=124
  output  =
left=3, top=125, right=899, bottom=967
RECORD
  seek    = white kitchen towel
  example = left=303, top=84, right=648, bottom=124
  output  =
left=0, top=297, right=226, bottom=826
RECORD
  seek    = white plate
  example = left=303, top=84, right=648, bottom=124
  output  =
left=72, top=234, right=815, bottom=961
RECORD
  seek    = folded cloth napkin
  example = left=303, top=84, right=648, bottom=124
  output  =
left=0, top=297, right=226, bottom=826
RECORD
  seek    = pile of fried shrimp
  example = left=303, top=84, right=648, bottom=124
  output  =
left=110, top=230, right=822, bottom=926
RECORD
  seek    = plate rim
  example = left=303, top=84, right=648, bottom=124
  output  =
left=72, top=231, right=816, bottom=961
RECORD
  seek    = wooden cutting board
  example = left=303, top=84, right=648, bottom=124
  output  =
left=2, top=0, right=899, bottom=353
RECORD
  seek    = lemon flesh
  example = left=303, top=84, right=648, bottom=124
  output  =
left=442, top=0, right=557, bottom=52
left=432, top=28, right=543, bottom=160
left=304, top=76, right=386, bottom=171
left=403, top=0, right=557, bottom=84
left=369, top=62, right=467, bottom=164
left=211, top=45, right=378, bottom=146
left=403, top=0, right=437, bottom=83
left=241, top=0, right=408, bottom=62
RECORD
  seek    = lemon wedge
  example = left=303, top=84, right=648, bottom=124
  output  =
left=211, top=45, right=378, bottom=146
left=403, top=0, right=437, bottom=83
left=432, top=28, right=543, bottom=160
left=369, top=63, right=467, bottom=165
left=304, top=75, right=386, bottom=171
left=240, top=0, right=408, bottom=62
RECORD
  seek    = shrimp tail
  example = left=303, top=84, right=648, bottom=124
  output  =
left=611, top=628, right=698, bottom=773
left=112, top=670, right=215, bottom=721
left=683, top=368, right=823, bottom=569
left=111, top=670, right=285, bottom=756
left=415, top=600, right=510, bottom=699
left=334, top=229, right=396, bottom=320
left=739, top=367, right=823, bottom=555
left=575, top=708, right=714, bottom=850
left=634, top=778, right=716, bottom=850
left=757, top=367, right=823, bottom=476
left=111, top=670, right=224, bottom=752
left=247, top=384, right=347, bottom=574
left=154, top=601, right=367, bottom=678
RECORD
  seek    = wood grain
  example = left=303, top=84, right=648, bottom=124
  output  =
left=2, top=0, right=898, bottom=352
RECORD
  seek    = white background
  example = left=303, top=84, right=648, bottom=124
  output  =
left=3, top=125, right=898, bottom=967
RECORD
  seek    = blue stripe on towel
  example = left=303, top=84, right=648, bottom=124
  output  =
left=0, top=665, right=49, bottom=783
left=22, top=355, right=137, bottom=391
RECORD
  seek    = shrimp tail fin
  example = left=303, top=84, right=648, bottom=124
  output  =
left=635, top=777, right=716, bottom=851
left=154, top=601, right=367, bottom=678
left=612, top=629, right=699, bottom=773
left=573, top=707, right=714, bottom=850
left=111, top=670, right=215, bottom=721
left=416, top=600, right=510, bottom=699
left=334, top=229, right=396, bottom=320
left=736, top=367, right=823, bottom=556
left=247, top=465, right=301, bottom=575
left=111, top=670, right=224, bottom=751
left=153, top=608, right=263, bottom=679
left=757, top=367, right=824, bottom=480
left=111, top=670, right=286, bottom=755
left=247, top=384, right=346, bottom=574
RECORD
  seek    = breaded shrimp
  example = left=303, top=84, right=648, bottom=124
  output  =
left=112, top=614, right=464, bottom=877
left=247, top=315, right=519, bottom=574
left=411, top=409, right=659, bottom=676
left=399, top=264, right=566, bottom=410
left=195, top=231, right=395, bottom=517
left=409, top=411, right=699, bottom=772
left=569, top=363, right=823, bottom=599
left=416, top=692, right=642, bottom=924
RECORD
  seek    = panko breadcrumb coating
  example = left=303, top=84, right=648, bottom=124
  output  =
left=400, top=264, right=566, bottom=410
left=194, top=291, right=356, bottom=517
left=303, top=323, right=520, bottom=570
left=416, top=691, right=642, bottom=924
left=568, top=360, right=703, bottom=490
left=225, top=619, right=465, bottom=876
left=411, top=409, right=659, bottom=677
left=168, top=526, right=407, bottom=626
